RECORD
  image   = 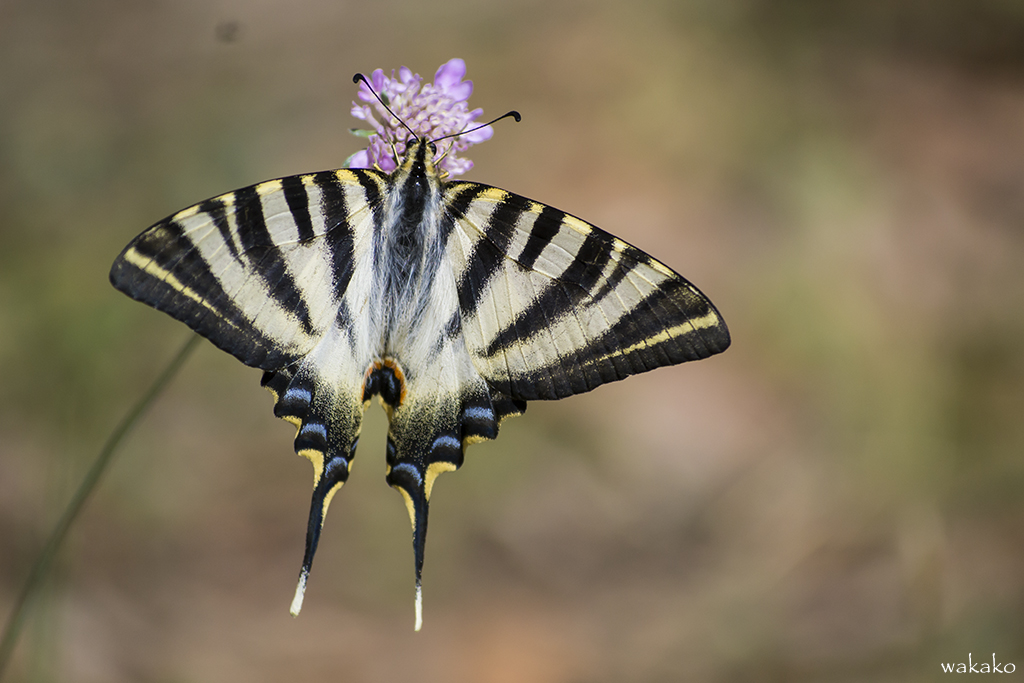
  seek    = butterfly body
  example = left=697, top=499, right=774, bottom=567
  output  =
left=111, top=138, right=729, bottom=628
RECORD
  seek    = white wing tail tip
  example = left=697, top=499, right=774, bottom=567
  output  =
left=414, top=583, right=423, bottom=631
left=290, top=572, right=308, bottom=617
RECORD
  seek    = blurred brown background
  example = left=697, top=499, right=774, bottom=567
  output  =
left=2, top=1, right=1024, bottom=681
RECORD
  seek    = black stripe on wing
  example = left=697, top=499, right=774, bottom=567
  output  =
left=233, top=185, right=317, bottom=339
left=281, top=175, right=316, bottom=242
left=312, top=171, right=362, bottom=306
left=454, top=191, right=530, bottom=321
left=201, top=197, right=241, bottom=261
left=515, top=205, right=563, bottom=270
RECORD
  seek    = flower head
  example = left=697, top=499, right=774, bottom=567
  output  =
left=347, top=58, right=492, bottom=177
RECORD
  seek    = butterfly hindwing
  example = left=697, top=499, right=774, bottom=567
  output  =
left=260, top=349, right=366, bottom=615
left=444, top=182, right=731, bottom=401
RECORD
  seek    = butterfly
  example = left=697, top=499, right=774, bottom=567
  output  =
left=110, top=96, right=730, bottom=630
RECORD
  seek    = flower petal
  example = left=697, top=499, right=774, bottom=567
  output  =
left=346, top=149, right=371, bottom=169
left=461, top=125, right=493, bottom=144
left=433, top=58, right=466, bottom=89
left=444, top=80, right=473, bottom=102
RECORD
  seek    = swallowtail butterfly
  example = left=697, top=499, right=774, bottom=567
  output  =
left=110, top=98, right=730, bottom=629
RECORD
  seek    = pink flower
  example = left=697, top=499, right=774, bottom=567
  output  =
left=347, top=58, right=493, bottom=176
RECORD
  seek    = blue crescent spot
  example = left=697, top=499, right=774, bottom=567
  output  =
left=392, top=462, right=422, bottom=485
left=324, top=455, right=348, bottom=476
left=284, top=386, right=312, bottom=404
left=462, top=406, right=494, bottom=421
left=431, top=435, right=461, bottom=451
left=300, top=422, right=327, bottom=438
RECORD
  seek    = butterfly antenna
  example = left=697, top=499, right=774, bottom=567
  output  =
left=430, top=110, right=521, bottom=145
left=353, top=73, right=419, bottom=140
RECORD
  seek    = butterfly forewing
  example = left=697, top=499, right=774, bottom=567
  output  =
left=444, top=182, right=730, bottom=401
left=110, top=169, right=385, bottom=371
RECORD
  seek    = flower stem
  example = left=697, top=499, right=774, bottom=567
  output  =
left=0, top=334, right=201, bottom=680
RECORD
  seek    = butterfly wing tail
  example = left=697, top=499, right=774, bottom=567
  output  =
left=291, top=450, right=353, bottom=615
left=384, top=448, right=431, bottom=630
